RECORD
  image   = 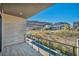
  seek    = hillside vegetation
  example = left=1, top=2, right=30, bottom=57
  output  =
left=26, top=30, right=79, bottom=55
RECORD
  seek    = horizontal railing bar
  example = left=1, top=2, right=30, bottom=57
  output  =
left=27, top=34, right=78, bottom=48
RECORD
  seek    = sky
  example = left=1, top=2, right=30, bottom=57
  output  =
left=27, top=3, right=79, bottom=26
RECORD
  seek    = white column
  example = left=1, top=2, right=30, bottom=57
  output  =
left=77, top=38, right=79, bottom=56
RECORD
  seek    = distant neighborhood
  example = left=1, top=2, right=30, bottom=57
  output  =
left=26, top=20, right=79, bottom=31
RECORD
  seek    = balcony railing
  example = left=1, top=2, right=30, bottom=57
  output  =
left=24, top=33, right=78, bottom=56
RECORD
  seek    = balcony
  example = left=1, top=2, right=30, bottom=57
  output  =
left=0, top=42, right=42, bottom=56
left=25, top=33, right=78, bottom=56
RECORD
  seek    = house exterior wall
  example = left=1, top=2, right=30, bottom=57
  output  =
left=2, top=13, right=26, bottom=46
left=0, top=14, right=2, bottom=52
left=73, top=21, right=79, bottom=30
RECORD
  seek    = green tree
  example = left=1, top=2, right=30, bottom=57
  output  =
left=64, top=24, right=70, bottom=30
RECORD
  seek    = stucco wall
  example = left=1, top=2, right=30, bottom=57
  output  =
left=2, top=13, right=26, bottom=46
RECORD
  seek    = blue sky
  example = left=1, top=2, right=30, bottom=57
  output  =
left=27, top=3, right=79, bottom=26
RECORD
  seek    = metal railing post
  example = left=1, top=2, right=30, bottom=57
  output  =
left=31, top=35, right=33, bottom=48
left=38, top=38, right=40, bottom=52
left=73, top=47, right=76, bottom=56
left=24, top=33, right=26, bottom=42
left=49, top=40, right=51, bottom=56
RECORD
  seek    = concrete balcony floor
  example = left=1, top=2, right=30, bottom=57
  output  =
left=0, top=42, right=42, bottom=56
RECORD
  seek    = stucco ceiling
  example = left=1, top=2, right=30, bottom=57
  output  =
left=1, top=3, right=53, bottom=18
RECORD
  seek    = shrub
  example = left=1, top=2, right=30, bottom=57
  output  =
left=62, top=46, right=67, bottom=54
